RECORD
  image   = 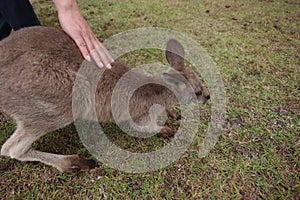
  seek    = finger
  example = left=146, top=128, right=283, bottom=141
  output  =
left=97, top=41, right=114, bottom=63
left=83, top=33, right=104, bottom=68
left=91, top=36, right=114, bottom=69
left=73, top=35, right=90, bottom=61
left=97, top=43, right=114, bottom=69
left=90, top=49, right=104, bottom=68
left=95, top=44, right=112, bottom=69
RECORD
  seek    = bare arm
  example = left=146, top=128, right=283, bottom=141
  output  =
left=52, top=0, right=113, bottom=69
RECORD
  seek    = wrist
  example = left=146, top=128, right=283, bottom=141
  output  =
left=52, top=0, right=78, bottom=12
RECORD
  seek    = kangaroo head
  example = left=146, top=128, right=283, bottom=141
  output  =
left=163, top=39, right=210, bottom=104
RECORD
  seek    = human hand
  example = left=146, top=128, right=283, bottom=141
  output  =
left=53, top=0, right=113, bottom=68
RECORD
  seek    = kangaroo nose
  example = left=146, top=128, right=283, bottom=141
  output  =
left=195, top=91, right=202, bottom=96
left=206, top=94, right=210, bottom=100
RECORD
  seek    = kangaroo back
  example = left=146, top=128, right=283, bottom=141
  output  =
left=0, top=27, right=83, bottom=118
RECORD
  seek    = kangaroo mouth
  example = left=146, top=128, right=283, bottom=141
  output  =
left=197, top=95, right=210, bottom=104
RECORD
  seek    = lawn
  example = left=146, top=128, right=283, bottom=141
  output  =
left=0, top=0, right=299, bottom=199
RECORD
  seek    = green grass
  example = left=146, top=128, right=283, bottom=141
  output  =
left=1, top=0, right=299, bottom=199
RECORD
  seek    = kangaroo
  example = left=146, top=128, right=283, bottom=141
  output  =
left=0, top=26, right=210, bottom=173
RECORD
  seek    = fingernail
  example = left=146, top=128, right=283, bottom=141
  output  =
left=106, top=64, right=112, bottom=69
left=99, top=62, right=104, bottom=68
left=85, top=55, right=92, bottom=62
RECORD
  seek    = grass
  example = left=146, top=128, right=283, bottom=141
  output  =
left=1, top=0, right=299, bottom=199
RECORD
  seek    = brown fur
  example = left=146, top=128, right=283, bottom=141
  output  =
left=0, top=26, right=209, bottom=172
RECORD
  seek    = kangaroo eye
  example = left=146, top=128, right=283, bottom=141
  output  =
left=195, top=91, right=202, bottom=96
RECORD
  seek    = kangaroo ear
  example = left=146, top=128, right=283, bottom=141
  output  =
left=166, top=39, right=185, bottom=71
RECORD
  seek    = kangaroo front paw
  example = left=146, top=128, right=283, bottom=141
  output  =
left=166, top=109, right=181, bottom=120
left=158, top=126, right=174, bottom=138
left=63, top=155, right=96, bottom=173
left=0, top=112, right=7, bottom=123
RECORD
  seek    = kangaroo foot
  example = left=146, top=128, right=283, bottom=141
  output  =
left=63, top=155, right=96, bottom=173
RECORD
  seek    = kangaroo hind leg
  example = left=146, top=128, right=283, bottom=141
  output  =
left=1, top=122, right=95, bottom=173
